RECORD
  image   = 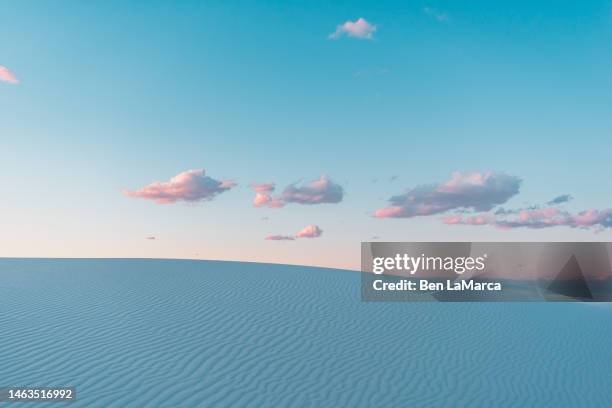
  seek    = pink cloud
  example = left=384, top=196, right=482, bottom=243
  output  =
left=295, top=224, right=323, bottom=238
left=497, top=207, right=577, bottom=229
left=251, top=183, right=275, bottom=193
left=266, top=224, right=324, bottom=241
left=124, top=169, right=236, bottom=204
left=468, top=215, right=492, bottom=225
left=265, top=235, right=295, bottom=241
left=442, top=215, right=463, bottom=225
left=254, top=193, right=274, bottom=207
left=0, top=66, right=19, bottom=84
left=518, top=207, right=560, bottom=222
left=374, top=206, right=405, bottom=218
left=282, top=176, right=343, bottom=205
left=572, top=209, right=611, bottom=227
left=251, top=183, right=285, bottom=208
left=436, top=171, right=489, bottom=192
left=442, top=215, right=493, bottom=226
left=380, top=172, right=611, bottom=231
left=252, top=175, right=343, bottom=208
left=375, top=171, right=521, bottom=218
left=329, top=18, right=376, bottom=40
left=444, top=207, right=612, bottom=230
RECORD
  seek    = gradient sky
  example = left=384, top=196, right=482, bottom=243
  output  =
left=1, top=0, right=612, bottom=269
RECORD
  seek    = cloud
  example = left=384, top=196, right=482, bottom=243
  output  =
left=444, top=208, right=612, bottom=230
left=380, top=172, right=610, bottom=231
left=572, top=209, right=612, bottom=228
left=146, top=236, right=156, bottom=240
left=0, top=66, right=19, bottom=84
left=251, top=182, right=285, bottom=208
left=252, top=176, right=344, bottom=208
left=266, top=224, right=324, bottom=241
left=491, top=194, right=571, bottom=216
left=282, top=176, right=344, bottom=205
left=295, top=224, right=323, bottom=238
left=547, top=194, right=573, bottom=205
left=254, top=193, right=284, bottom=208
left=424, top=7, right=449, bottom=22
left=251, top=182, right=275, bottom=193
left=124, top=169, right=236, bottom=204
left=374, top=171, right=521, bottom=218
left=442, top=214, right=493, bottom=226
left=494, top=207, right=518, bottom=215
left=329, top=18, right=376, bottom=40
left=265, top=235, right=295, bottom=241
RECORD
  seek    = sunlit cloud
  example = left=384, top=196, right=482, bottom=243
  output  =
left=251, top=182, right=275, bottom=193
left=329, top=18, right=376, bottom=40
left=266, top=224, right=324, bottom=241
left=295, top=224, right=323, bottom=238
left=251, top=182, right=281, bottom=208
left=282, top=176, right=343, bottom=205
left=442, top=214, right=493, bottom=226
left=0, top=66, right=19, bottom=84
left=375, top=171, right=521, bottom=218
left=252, top=175, right=344, bottom=208
left=439, top=184, right=611, bottom=231
left=124, top=169, right=236, bottom=204
left=444, top=208, right=612, bottom=230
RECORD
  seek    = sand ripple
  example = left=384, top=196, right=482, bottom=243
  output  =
left=1, top=259, right=611, bottom=407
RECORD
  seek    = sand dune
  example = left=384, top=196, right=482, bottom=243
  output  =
left=1, top=259, right=611, bottom=407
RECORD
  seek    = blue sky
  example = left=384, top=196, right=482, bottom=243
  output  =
left=1, top=1, right=612, bottom=269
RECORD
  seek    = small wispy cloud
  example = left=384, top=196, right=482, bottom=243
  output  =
left=444, top=208, right=612, bottom=231
left=265, top=235, right=295, bottom=241
left=266, top=224, right=324, bottom=241
left=329, top=18, right=377, bottom=40
left=124, top=169, right=236, bottom=204
left=547, top=194, right=573, bottom=205
left=424, top=7, right=449, bottom=22
left=251, top=182, right=275, bottom=193
left=0, top=66, right=19, bottom=84
left=494, top=195, right=572, bottom=215
left=442, top=214, right=492, bottom=226
left=252, top=176, right=344, bottom=208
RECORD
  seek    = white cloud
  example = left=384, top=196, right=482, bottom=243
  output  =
left=329, top=18, right=376, bottom=40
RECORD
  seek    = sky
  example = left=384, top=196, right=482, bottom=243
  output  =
left=1, top=0, right=612, bottom=270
